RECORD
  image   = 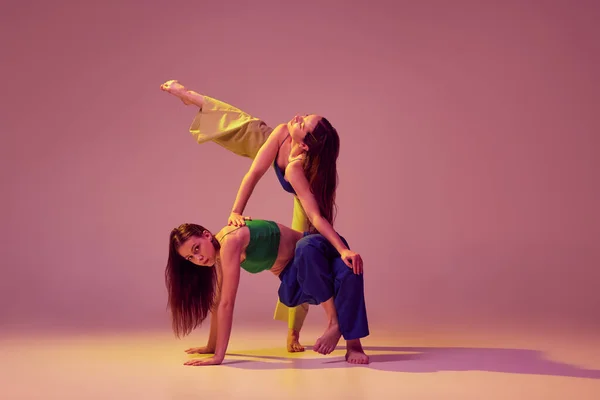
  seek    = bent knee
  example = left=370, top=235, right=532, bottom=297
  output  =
left=337, top=266, right=365, bottom=286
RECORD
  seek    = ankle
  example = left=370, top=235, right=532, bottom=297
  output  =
left=288, top=329, right=300, bottom=337
left=327, top=320, right=340, bottom=329
left=346, top=339, right=363, bottom=349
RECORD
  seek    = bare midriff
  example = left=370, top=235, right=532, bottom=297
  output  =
left=269, top=223, right=304, bottom=277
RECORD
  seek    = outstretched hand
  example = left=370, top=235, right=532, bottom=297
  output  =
left=228, top=212, right=252, bottom=227
left=340, top=249, right=363, bottom=275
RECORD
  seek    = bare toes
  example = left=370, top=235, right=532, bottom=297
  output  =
left=313, top=340, right=322, bottom=352
left=292, top=344, right=305, bottom=352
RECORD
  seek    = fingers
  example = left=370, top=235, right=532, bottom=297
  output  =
left=237, top=216, right=251, bottom=225
left=355, top=255, right=363, bottom=274
left=184, top=360, right=207, bottom=366
left=233, top=218, right=246, bottom=226
left=344, top=254, right=363, bottom=275
left=351, top=254, right=362, bottom=274
left=184, top=357, right=219, bottom=366
left=343, top=257, right=357, bottom=273
left=228, top=216, right=252, bottom=227
left=184, top=347, right=202, bottom=354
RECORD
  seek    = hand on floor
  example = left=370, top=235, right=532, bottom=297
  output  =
left=184, top=346, right=214, bottom=354
left=184, top=356, right=223, bottom=366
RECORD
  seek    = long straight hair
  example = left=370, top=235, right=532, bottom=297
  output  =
left=165, top=223, right=219, bottom=338
left=302, top=117, right=340, bottom=232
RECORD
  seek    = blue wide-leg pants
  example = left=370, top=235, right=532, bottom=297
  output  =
left=278, top=234, right=369, bottom=340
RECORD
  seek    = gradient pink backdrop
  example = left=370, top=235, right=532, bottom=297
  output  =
left=1, top=0, right=599, bottom=335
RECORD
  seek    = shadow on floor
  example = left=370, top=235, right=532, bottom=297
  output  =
left=203, top=345, right=600, bottom=378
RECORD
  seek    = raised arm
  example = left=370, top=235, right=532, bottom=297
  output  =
left=286, top=162, right=363, bottom=275
left=228, top=124, right=288, bottom=226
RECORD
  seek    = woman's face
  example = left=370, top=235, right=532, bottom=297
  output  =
left=177, top=232, right=217, bottom=267
left=287, top=114, right=322, bottom=147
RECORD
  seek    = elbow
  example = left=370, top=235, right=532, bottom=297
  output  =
left=307, top=213, right=321, bottom=226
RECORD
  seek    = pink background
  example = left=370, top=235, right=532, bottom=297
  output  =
left=1, top=0, right=599, bottom=335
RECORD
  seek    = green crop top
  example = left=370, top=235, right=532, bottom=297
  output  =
left=240, top=220, right=281, bottom=274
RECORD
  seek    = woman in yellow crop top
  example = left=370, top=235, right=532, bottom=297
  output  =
left=160, top=79, right=363, bottom=352
left=165, top=219, right=370, bottom=366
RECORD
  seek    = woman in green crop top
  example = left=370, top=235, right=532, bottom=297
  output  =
left=160, top=79, right=364, bottom=353
left=165, top=219, right=369, bottom=366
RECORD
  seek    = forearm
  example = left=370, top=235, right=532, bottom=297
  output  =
left=206, top=310, right=218, bottom=350
left=231, top=173, right=259, bottom=214
left=311, top=215, right=348, bottom=255
left=213, top=303, right=235, bottom=361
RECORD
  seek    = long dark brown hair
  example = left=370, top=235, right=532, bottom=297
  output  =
left=165, top=223, right=219, bottom=338
left=302, top=117, right=340, bottom=233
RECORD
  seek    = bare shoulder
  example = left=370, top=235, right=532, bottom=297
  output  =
left=271, top=123, right=290, bottom=144
left=285, top=159, right=307, bottom=182
left=216, top=225, right=250, bottom=251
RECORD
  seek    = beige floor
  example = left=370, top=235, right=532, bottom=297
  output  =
left=1, top=325, right=599, bottom=400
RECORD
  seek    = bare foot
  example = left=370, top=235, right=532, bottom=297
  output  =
left=160, top=79, right=192, bottom=105
left=313, top=323, right=342, bottom=355
left=287, top=329, right=305, bottom=353
left=345, top=339, right=369, bottom=364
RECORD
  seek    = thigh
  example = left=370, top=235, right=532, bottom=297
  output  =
left=296, top=233, right=349, bottom=260
left=332, top=256, right=355, bottom=286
